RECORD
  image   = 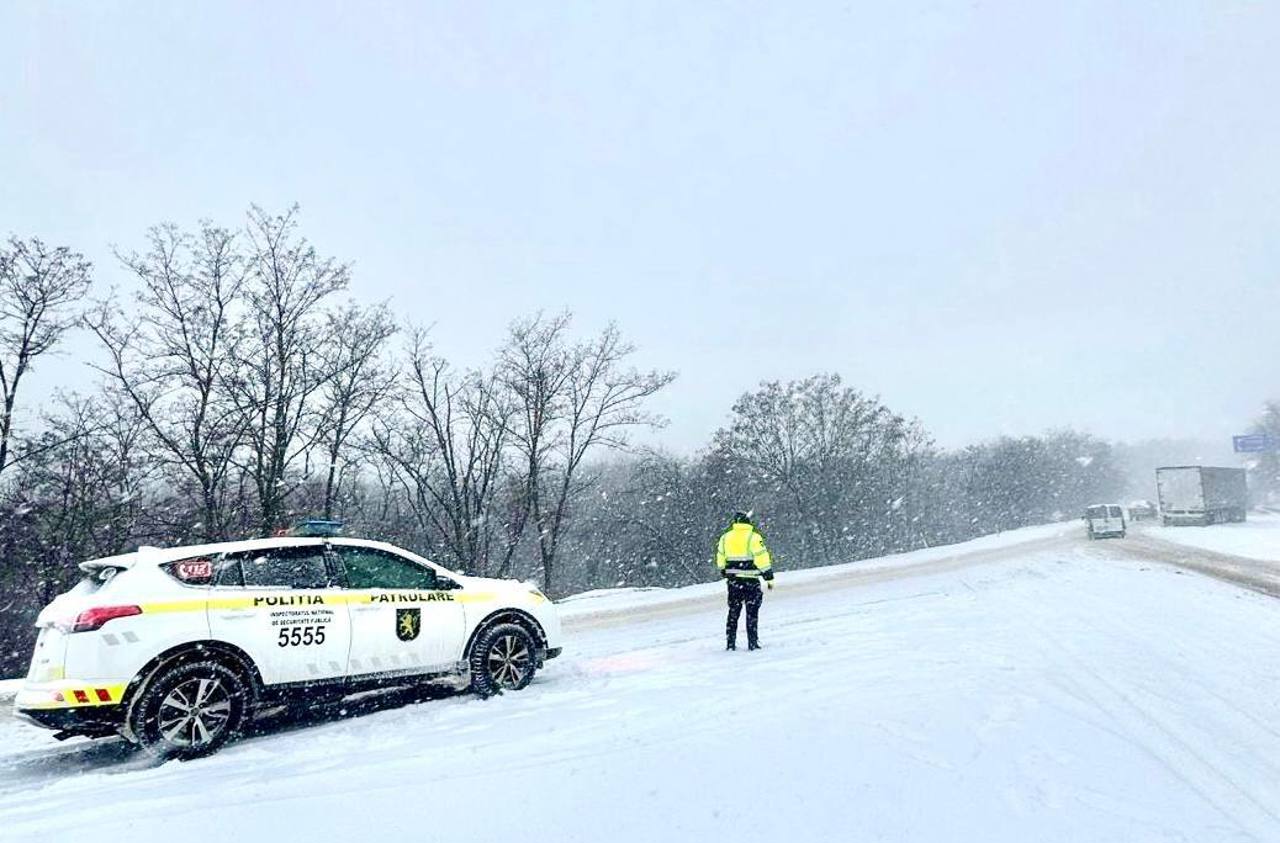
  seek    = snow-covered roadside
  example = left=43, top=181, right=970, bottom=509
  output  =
left=0, top=523, right=1072, bottom=756
left=0, top=678, right=86, bottom=757
left=559, top=520, right=1075, bottom=621
left=1137, top=512, right=1280, bottom=562
left=3, top=540, right=1279, bottom=842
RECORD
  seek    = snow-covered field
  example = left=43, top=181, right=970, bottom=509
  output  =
left=1137, top=512, right=1280, bottom=563
left=3, top=527, right=1279, bottom=842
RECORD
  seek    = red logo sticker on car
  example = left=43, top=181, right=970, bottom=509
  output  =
left=176, top=559, right=213, bottom=580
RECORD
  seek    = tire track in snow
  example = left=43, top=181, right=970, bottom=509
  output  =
left=992, top=557, right=1280, bottom=841
left=1102, top=531, right=1280, bottom=599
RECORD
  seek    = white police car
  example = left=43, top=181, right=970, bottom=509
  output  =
left=14, top=528, right=562, bottom=758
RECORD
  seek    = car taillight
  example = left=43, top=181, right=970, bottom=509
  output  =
left=58, top=605, right=142, bottom=633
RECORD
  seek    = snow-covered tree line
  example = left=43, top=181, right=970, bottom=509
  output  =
left=0, top=210, right=1125, bottom=674
left=551, top=391, right=1125, bottom=594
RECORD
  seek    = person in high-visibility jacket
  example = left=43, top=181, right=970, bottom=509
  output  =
left=714, top=510, right=775, bottom=650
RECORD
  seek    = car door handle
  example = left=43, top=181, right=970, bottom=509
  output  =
left=352, top=605, right=380, bottom=614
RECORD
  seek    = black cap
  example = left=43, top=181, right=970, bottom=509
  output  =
left=732, top=510, right=752, bottom=525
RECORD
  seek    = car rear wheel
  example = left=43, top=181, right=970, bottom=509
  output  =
left=128, top=660, right=250, bottom=759
left=469, top=623, right=537, bottom=697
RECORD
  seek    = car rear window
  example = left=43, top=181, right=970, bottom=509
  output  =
left=1085, top=506, right=1108, bottom=518
left=72, top=566, right=123, bottom=596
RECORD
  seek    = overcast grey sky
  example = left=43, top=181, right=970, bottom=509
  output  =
left=3, top=1, right=1278, bottom=453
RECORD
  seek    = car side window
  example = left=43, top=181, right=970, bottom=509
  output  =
left=336, top=546, right=438, bottom=590
left=234, top=546, right=332, bottom=590
left=162, top=555, right=217, bottom=586
left=213, top=556, right=244, bottom=588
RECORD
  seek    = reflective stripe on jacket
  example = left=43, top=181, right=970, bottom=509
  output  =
left=715, top=523, right=774, bottom=581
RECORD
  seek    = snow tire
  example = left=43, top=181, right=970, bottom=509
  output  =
left=469, top=622, right=538, bottom=698
left=127, top=659, right=250, bottom=760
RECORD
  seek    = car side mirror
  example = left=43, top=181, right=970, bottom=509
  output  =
left=435, top=576, right=461, bottom=591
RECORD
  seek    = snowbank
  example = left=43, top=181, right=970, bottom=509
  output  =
left=559, top=520, right=1075, bottom=620
left=1140, top=512, right=1280, bottom=562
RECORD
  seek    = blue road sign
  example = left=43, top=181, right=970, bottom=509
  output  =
left=1233, top=433, right=1275, bottom=453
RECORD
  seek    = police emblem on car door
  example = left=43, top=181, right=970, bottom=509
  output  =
left=396, top=608, right=421, bottom=641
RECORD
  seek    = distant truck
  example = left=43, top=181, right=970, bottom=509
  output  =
left=1155, top=466, right=1248, bottom=526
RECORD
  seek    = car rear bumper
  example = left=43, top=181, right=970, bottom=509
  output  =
left=14, top=702, right=124, bottom=734
left=14, top=681, right=129, bottom=734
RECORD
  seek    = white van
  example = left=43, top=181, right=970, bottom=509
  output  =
left=1084, top=504, right=1126, bottom=539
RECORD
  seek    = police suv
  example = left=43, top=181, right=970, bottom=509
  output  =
left=14, top=529, right=562, bottom=758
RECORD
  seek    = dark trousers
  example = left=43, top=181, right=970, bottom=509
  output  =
left=726, top=580, right=763, bottom=648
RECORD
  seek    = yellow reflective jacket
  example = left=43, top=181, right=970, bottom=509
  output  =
left=715, top=523, right=774, bottom=581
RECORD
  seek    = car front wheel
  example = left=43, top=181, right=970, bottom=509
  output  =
left=128, top=660, right=250, bottom=759
left=469, top=623, right=538, bottom=697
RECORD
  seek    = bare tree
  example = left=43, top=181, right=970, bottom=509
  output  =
left=228, top=205, right=350, bottom=534
left=496, top=312, right=574, bottom=578
left=542, top=324, right=675, bottom=591
left=314, top=302, right=397, bottom=519
left=0, top=390, right=156, bottom=677
left=87, top=222, right=246, bottom=540
left=500, top=314, right=675, bottom=593
left=558, top=450, right=717, bottom=591
left=715, top=376, right=897, bottom=500
left=712, top=374, right=931, bottom=561
left=0, top=238, right=92, bottom=479
left=372, top=330, right=513, bottom=574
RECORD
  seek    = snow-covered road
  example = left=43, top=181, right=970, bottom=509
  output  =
left=3, top=527, right=1279, bottom=842
left=1119, top=516, right=1280, bottom=598
left=1132, top=513, right=1280, bottom=564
